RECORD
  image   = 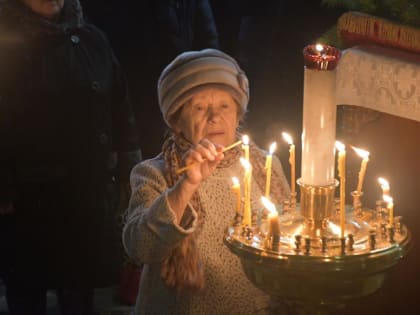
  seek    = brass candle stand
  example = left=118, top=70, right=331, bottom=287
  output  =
left=224, top=179, right=412, bottom=313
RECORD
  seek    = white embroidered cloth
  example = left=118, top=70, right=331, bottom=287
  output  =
left=336, top=45, right=420, bottom=122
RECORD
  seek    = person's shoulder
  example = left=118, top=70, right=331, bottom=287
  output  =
left=131, top=154, right=165, bottom=178
left=130, top=153, right=167, bottom=188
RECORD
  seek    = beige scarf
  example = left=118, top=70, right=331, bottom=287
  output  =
left=161, top=133, right=287, bottom=294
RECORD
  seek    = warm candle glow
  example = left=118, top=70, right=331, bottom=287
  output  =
left=282, top=132, right=296, bottom=194
left=282, top=132, right=293, bottom=145
left=269, top=142, right=277, bottom=154
left=242, top=135, right=250, bottom=161
left=261, top=196, right=277, bottom=215
left=261, top=196, right=280, bottom=237
left=378, top=177, right=390, bottom=197
left=240, top=157, right=252, bottom=226
left=315, top=43, right=324, bottom=53
left=231, top=177, right=241, bottom=215
left=335, top=141, right=346, bottom=238
left=265, top=142, right=277, bottom=198
left=353, top=147, right=370, bottom=193
left=383, top=195, right=394, bottom=225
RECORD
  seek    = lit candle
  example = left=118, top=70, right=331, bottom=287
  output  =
left=231, top=177, right=241, bottom=215
left=240, top=157, right=252, bottom=226
left=242, top=135, right=250, bottom=162
left=353, top=147, right=370, bottom=193
left=261, top=196, right=280, bottom=237
left=335, top=141, right=346, bottom=238
left=301, top=44, right=341, bottom=186
left=378, top=177, right=390, bottom=197
left=315, top=43, right=324, bottom=53
left=265, top=142, right=277, bottom=198
left=282, top=132, right=296, bottom=194
left=383, top=195, right=394, bottom=225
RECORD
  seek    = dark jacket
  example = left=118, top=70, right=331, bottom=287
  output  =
left=82, top=0, right=219, bottom=159
left=0, top=0, right=140, bottom=288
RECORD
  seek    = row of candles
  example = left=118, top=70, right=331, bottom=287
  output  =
left=231, top=134, right=394, bottom=239
left=232, top=133, right=296, bottom=227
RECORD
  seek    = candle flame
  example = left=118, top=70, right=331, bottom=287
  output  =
left=240, top=157, right=251, bottom=170
left=378, top=177, right=390, bottom=189
left=269, top=142, right=277, bottom=154
left=315, top=43, right=324, bottom=52
left=328, top=221, right=342, bottom=236
left=232, top=177, right=239, bottom=186
left=242, top=134, right=249, bottom=145
left=282, top=132, right=293, bottom=145
left=383, top=195, right=393, bottom=205
left=261, top=196, right=277, bottom=215
left=335, top=140, right=345, bottom=152
left=352, top=147, right=370, bottom=159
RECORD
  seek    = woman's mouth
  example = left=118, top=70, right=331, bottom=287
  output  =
left=207, top=132, right=224, bottom=137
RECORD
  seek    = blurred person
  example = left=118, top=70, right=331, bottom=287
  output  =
left=0, top=0, right=141, bottom=314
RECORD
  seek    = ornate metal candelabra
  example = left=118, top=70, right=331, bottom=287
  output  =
left=224, top=186, right=411, bottom=312
left=223, top=44, right=412, bottom=313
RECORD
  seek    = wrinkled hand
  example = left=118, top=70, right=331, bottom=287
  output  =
left=0, top=202, right=14, bottom=215
left=182, top=139, right=224, bottom=186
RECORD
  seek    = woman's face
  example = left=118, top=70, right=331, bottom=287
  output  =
left=20, top=0, right=64, bottom=19
left=174, top=88, right=240, bottom=146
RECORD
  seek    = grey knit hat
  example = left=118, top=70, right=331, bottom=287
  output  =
left=157, top=48, right=249, bottom=127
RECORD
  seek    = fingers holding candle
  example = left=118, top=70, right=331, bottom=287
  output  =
left=178, top=139, right=224, bottom=183
left=175, top=139, right=241, bottom=175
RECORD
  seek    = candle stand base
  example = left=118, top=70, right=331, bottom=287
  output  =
left=224, top=179, right=412, bottom=311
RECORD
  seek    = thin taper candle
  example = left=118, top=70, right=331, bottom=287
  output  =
left=336, top=141, right=346, bottom=238
left=378, top=177, right=390, bottom=197
left=353, top=147, right=370, bottom=193
left=383, top=195, right=394, bottom=225
left=231, top=177, right=241, bottom=215
left=282, top=132, right=295, bottom=194
left=242, top=135, right=250, bottom=162
left=240, top=157, right=252, bottom=226
left=265, top=142, right=277, bottom=197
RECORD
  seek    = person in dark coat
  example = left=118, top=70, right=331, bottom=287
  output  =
left=0, top=0, right=141, bottom=314
left=92, top=0, right=220, bottom=160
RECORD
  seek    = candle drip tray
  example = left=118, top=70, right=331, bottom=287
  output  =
left=224, top=207, right=411, bottom=309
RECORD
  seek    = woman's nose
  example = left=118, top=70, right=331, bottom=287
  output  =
left=207, top=106, right=222, bottom=122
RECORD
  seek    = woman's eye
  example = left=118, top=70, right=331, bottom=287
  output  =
left=221, top=103, right=229, bottom=109
left=194, top=104, right=204, bottom=111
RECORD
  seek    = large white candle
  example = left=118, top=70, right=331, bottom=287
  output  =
left=301, top=44, right=341, bottom=186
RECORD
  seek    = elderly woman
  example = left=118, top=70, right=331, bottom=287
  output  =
left=123, top=49, right=290, bottom=314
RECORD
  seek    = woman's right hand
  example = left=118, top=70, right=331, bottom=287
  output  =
left=182, top=138, right=224, bottom=186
